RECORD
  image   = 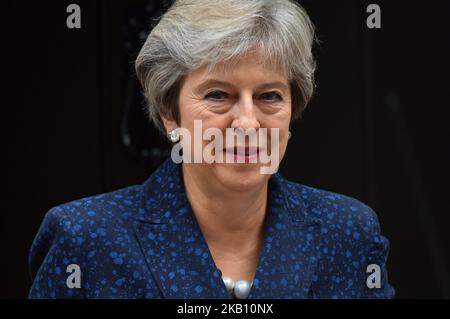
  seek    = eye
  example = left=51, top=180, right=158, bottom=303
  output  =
left=204, top=90, right=229, bottom=101
left=259, top=91, right=283, bottom=102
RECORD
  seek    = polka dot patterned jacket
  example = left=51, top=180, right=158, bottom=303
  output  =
left=28, top=159, right=395, bottom=299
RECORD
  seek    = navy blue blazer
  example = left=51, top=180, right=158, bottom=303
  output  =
left=29, top=159, right=395, bottom=299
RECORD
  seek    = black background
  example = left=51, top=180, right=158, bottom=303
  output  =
left=1, top=0, right=449, bottom=298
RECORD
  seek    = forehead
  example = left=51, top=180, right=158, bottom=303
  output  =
left=186, top=51, right=289, bottom=85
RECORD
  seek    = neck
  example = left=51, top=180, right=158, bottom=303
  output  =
left=181, top=164, right=268, bottom=255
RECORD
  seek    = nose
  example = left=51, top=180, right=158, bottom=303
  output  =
left=230, top=91, right=261, bottom=131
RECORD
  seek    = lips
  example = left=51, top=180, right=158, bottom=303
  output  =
left=223, top=146, right=261, bottom=162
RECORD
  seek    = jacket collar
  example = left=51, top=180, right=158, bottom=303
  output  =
left=134, top=159, right=322, bottom=299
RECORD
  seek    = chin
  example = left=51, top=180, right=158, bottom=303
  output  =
left=213, top=163, right=269, bottom=192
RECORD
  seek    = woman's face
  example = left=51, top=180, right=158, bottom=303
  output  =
left=167, top=52, right=292, bottom=192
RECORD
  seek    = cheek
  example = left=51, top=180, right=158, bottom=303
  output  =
left=179, top=113, right=230, bottom=139
left=179, top=95, right=228, bottom=128
left=178, top=102, right=200, bottom=129
left=178, top=85, right=210, bottom=128
left=261, top=101, right=292, bottom=128
left=262, top=114, right=291, bottom=138
left=262, top=116, right=290, bottom=158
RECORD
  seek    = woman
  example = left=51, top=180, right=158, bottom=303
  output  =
left=29, top=0, right=394, bottom=299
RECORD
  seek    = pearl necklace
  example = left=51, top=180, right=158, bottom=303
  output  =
left=222, top=276, right=252, bottom=299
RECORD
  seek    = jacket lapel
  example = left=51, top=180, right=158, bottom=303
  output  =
left=134, top=160, right=229, bottom=299
left=247, top=175, right=322, bottom=298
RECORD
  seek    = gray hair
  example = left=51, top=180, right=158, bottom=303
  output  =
left=135, top=0, right=316, bottom=135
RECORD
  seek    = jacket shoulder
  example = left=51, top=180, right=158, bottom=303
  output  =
left=52, top=184, right=143, bottom=222
left=29, top=184, right=144, bottom=294
left=31, top=183, right=144, bottom=258
left=283, top=179, right=381, bottom=242
left=283, top=181, right=394, bottom=298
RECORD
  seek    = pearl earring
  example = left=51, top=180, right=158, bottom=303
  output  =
left=288, top=130, right=292, bottom=140
left=168, top=128, right=180, bottom=143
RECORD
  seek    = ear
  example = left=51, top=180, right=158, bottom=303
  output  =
left=160, top=114, right=178, bottom=134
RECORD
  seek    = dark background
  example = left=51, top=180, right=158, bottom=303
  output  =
left=2, top=0, right=449, bottom=298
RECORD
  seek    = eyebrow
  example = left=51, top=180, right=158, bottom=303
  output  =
left=194, top=79, right=289, bottom=94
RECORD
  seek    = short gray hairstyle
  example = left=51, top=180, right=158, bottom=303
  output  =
left=135, top=0, right=316, bottom=135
